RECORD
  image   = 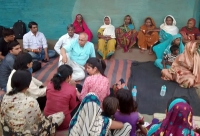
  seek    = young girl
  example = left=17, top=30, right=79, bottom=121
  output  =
left=44, top=65, right=79, bottom=130
left=77, top=57, right=110, bottom=106
left=114, top=88, right=147, bottom=136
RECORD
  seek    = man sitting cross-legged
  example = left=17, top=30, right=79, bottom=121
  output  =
left=60, top=32, right=96, bottom=81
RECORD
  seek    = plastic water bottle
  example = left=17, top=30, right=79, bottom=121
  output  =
left=132, top=86, right=137, bottom=101
left=160, top=85, right=166, bottom=96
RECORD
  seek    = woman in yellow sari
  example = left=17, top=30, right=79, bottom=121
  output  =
left=115, top=15, right=138, bottom=52
left=97, top=16, right=116, bottom=59
left=137, top=17, right=159, bottom=54
left=161, top=42, right=200, bottom=88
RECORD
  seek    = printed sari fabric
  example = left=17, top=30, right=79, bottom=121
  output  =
left=116, top=16, right=137, bottom=52
left=98, top=16, right=116, bottom=59
left=180, top=18, right=200, bottom=41
left=73, top=14, right=93, bottom=41
left=137, top=17, right=159, bottom=50
left=161, top=42, right=200, bottom=88
left=0, top=93, right=64, bottom=135
left=69, top=93, right=132, bottom=136
left=154, top=34, right=184, bottom=69
left=148, top=98, right=197, bottom=136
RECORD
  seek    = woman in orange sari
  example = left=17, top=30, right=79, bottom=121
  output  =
left=137, top=17, right=159, bottom=54
left=161, top=42, right=200, bottom=88
left=115, top=15, right=138, bottom=52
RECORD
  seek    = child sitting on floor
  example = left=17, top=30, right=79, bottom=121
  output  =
left=114, top=88, right=147, bottom=136
left=162, top=45, right=179, bottom=68
left=101, top=96, right=119, bottom=119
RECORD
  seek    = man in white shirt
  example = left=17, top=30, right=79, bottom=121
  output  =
left=23, top=21, right=56, bottom=62
left=54, top=24, right=79, bottom=54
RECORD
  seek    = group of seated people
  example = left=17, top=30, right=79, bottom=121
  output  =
left=0, top=13, right=200, bottom=135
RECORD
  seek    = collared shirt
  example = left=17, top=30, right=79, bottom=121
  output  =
left=54, top=33, right=79, bottom=54
left=0, top=53, right=16, bottom=88
left=63, top=39, right=96, bottom=66
left=23, top=31, right=48, bottom=49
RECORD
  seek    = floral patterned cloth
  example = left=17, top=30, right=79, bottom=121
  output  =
left=0, top=92, right=64, bottom=135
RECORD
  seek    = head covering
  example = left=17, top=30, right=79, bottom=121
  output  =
left=123, top=15, right=135, bottom=31
left=148, top=98, right=196, bottom=136
left=188, top=18, right=196, bottom=27
left=144, top=17, right=157, bottom=27
left=160, top=15, right=179, bottom=35
left=100, top=16, right=116, bottom=38
left=69, top=93, right=111, bottom=136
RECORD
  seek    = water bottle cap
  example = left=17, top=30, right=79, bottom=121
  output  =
left=134, top=86, right=136, bottom=88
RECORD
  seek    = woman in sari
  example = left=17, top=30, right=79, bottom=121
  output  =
left=69, top=93, right=132, bottom=136
left=115, top=15, right=138, bottom=52
left=73, top=14, right=93, bottom=41
left=97, top=16, right=116, bottom=59
left=154, top=34, right=184, bottom=69
left=137, top=17, right=159, bottom=54
left=161, top=42, right=200, bottom=88
left=147, top=97, right=199, bottom=136
left=180, top=18, right=200, bottom=43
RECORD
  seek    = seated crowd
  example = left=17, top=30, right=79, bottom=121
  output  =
left=0, top=14, right=200, bottom=135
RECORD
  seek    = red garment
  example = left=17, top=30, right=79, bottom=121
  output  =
left=180, top=18, right=200, bottom=40
left=44, top=82, right=78, bottom=130
left=78, top=74, right=110, bottom=106
left=73, top=14, right=93, bottom=41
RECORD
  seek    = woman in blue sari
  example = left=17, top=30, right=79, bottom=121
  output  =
left=147, top=97, right=198, bottom=136
left=154, top=34, right=184, bottom=69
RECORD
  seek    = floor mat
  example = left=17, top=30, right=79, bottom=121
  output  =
left=127, top=61, right=200, bottom=116
left=33, top=57, right=132, bottom=87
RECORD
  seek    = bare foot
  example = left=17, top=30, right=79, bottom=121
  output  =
left=128, top=49, right=132, bottom=53
left=148, top=51, right=153, bottom=55
left=140, top=49, right=144, bottom=53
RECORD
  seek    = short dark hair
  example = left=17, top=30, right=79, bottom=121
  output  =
left=28, top=21, right=38, bottom=28
left=67, top=24, right=75, bottom=30
left=170, top=45, right=179, bottom=53
left=8, top=70, right=32, bottom=95
left=13, top=52, right=32, bottom=70
left=86, top=57, right=106, bottom=76
left=2, top=28, right=14, bottom=37
left=102, top=96, right=119, bottom=117
left=116, top=88, right=136, bottom=114
left=166, top=96, right=190, bottom=112
left=51, top=65, right=73, bottom=90
left=8, top=41, right=20, bottom=51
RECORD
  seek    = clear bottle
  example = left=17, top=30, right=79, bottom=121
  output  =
left=160, top=85, right=166, bottom=96
left=132, top=86, right=137, bottom=101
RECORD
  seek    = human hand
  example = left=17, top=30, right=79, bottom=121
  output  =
left=44, top=55, right=49, bottom=61
left=62, top=55, right=68, bottom=64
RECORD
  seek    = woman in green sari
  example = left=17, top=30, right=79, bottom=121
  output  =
left=116, top=15, right=138, bottom=52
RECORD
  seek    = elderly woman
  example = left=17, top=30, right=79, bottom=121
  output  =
left=97, top=16, right=116, bottom=59
left=73, top=14, right=93, bottom=41
left=148, top=97, right=199, bottom=136
left=115, top=15, right=138, bottom=53
left=180, top=18, right=200, bottom=43
left=161, top=42, right=200, bottom=88
left=0, top=70, right=64, bottom=135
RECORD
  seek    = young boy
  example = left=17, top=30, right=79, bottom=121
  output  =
left=162, top=45, right=179, bottom=68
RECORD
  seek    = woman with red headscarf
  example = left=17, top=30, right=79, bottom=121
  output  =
left=73, top=14, right=93, bottom=41
left=180, top=18, right=200, bottom=43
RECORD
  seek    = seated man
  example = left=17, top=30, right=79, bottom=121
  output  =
left=23, top=21, right=56, bottom=62
left=54, top=24, right=79, bottom=55
left=0, top=28, right=16, bottom=61
left=0, top=41, right=21, bottom=92
left=60, top=32, right=96, bottom=81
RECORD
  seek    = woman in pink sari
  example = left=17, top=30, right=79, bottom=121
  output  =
left=73, top=14, right=93, bottom=41
left=161, top=42, right=200, bottom=88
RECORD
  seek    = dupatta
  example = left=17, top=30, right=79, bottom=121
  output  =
left=100, top=16, right=116, bottom=38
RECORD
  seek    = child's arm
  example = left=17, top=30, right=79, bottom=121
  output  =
left=166, top=60, right=172, bottom=66
left=162, top=57, right=167, bottom=68
left=109, top=120, right=124, bottom=130
left=137, top=124, right=147, bottom=134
